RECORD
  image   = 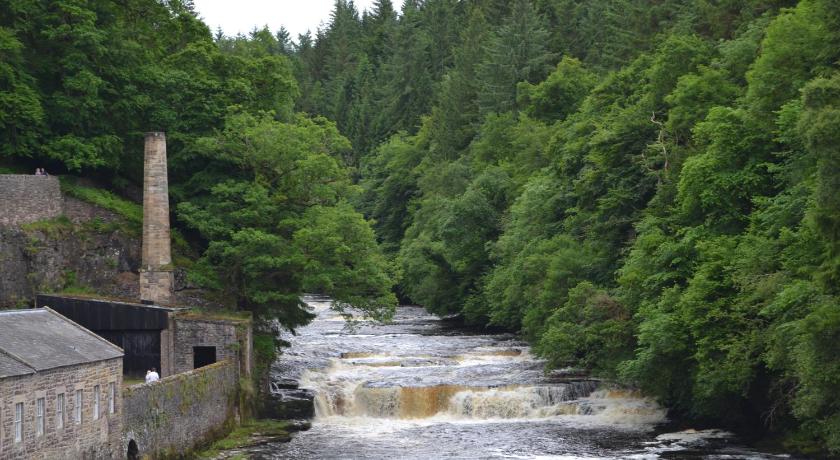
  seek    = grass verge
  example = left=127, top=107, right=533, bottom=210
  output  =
left=59, top=177, right=142, bottom=227
left=177, top=308, right=252, bottom=322
left=196, top=419, right=291, bottom=459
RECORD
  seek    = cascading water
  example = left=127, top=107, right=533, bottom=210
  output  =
left=240, top=297, right=792, bottom=459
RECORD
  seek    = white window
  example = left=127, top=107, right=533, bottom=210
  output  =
left=14, top=402, right=23, bottom=443
left=108, top=382, right=116, bottom=414
left=56, top=393, right=65, bottom=429
left=36, top=398, right=44, bottom=436
left=75, top=389, right=83, bottom=423
left=93, top=385, right=100, bottom=420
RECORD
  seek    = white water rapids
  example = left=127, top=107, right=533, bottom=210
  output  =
left=240, top=297, right=792, bottom=459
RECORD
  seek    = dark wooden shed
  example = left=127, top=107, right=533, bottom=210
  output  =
left=36, top=294, right=183, bottom=378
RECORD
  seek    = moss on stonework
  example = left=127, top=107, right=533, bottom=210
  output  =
left=57, top=270, right=97, bottom=295
left=177, top=367, right=212, bottom=414
left=20, top=215, right=73, bottom=238
left=176, top=308, right=252, bottom=322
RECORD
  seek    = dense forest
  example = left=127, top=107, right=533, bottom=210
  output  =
left=2, top=0, right=840, bottom=454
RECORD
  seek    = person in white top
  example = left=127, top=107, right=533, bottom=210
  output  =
left=145, top=368, right=160, bottom=383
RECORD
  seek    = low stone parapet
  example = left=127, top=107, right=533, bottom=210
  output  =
left=122, top=360, right=239, bottom=459
left=0, top=174, right=63, bottom=226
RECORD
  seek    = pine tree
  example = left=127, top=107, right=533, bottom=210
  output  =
left=428, top=7, right=489, bottom=157
left=361, top=0, right=398, bottom=68
left=477, top=0, right=553, bottom=116
left=275, top=26, right=293, bottom=55
left=373, top=1, right=435, bottom=136
left=421, top=0, right=462, bottom=79
left=321, top=0, right=363, bottom=124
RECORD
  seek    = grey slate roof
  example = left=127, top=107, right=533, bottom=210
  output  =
left=0, top=351, right=34, bottom=378
left=0, top=308, right=123, bottom=379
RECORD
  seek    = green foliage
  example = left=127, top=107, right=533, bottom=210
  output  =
left=745, top=0, right=835, bottom=115
left=359, top=133, right=425, bottom=252
left=798, top=73, right=840, bottom=288
left=353, top=0, right=840, bottom=454
left=477, top=0, right=553, bottom=115
left=398, top=162, right=513, bottom=317
left=536, top=282, right=633, bottom=374
left=484, top=234, right=602, bottom=337
left=677, top=107, right=772, bottom=231
left=6, top=0, right=840, bottom=453
left=59, top=270, right=96, bottom=296
left=518, top=57, right=596, bottom=123
left=0, top=27, right=43, bottom=158
left=178, top=112, right=395, bottom=327
left=253, top=333, right=278, bottom=378
left=427, top=7, right=489, bottom=157
left=665, top=67, right=740, bottom=139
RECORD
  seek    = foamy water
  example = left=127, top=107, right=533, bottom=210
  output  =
left=241, top=297, right=791, bottom=459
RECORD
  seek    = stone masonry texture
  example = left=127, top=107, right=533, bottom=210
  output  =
left=122, top=361, right=239, bottom=459
left=173, top=318, right=251, bottom=376
left=0, top=175, right=62, bottom=227
left=0, top=197, right=141, bottom=307
left=0, top=358, right=124, bottom=459
left=140, top=132, right=173, bottom=304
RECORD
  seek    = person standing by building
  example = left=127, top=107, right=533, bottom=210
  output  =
left=145, top=368, right=160, bottom=383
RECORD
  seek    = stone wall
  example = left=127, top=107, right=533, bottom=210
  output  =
left=122, top=361, right=239, bottom=459
left=0, top=358, right=124, bottom=460
left=0, top=175, right=63, bottom=227
left=0, top=211, right=141, bottom=307
left=173, top=318, right=251, bottom=377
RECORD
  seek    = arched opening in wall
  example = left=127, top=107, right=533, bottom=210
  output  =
left=127, top=440, right=139, bottom=460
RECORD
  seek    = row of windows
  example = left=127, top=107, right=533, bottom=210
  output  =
left=4, top=382, right=116, bottom=446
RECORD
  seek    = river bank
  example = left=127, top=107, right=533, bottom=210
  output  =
left=198, top=420, right=312, bottom=459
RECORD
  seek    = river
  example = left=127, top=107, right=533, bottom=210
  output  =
left=245, top=297, right=791, bottom=459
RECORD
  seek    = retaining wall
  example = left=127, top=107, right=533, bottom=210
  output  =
left=0, top=175, right=63, bottom=226
left=122, top=360, right=239, bottom=459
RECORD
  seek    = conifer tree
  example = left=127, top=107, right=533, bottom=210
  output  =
left=428, top=7, right=489, bottom=157
left=361, top=0, right=398, bottom=68
left=374, top=1, right=434, bottom=136
left=477, top=0, right=552, bottom=116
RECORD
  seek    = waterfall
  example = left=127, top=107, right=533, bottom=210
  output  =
left=307, top=371, right=663, bottom=423
left=259, top=299, right=776, bottom=460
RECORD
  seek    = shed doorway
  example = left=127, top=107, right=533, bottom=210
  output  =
left=193, top=346, right=217, bottom=369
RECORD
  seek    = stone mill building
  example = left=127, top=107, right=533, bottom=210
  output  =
left=0, top=308, right=124, bottom=459
left=1, top=132, right=254, bottom=459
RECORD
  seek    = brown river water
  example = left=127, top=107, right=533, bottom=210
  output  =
left=237, top=297, right=793, bottom=460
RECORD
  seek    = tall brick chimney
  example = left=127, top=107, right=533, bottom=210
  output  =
left=140, top=132, right=173, bottom=304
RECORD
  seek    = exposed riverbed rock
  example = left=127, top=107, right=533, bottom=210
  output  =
left=260, top=388, right=316, bottom=420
